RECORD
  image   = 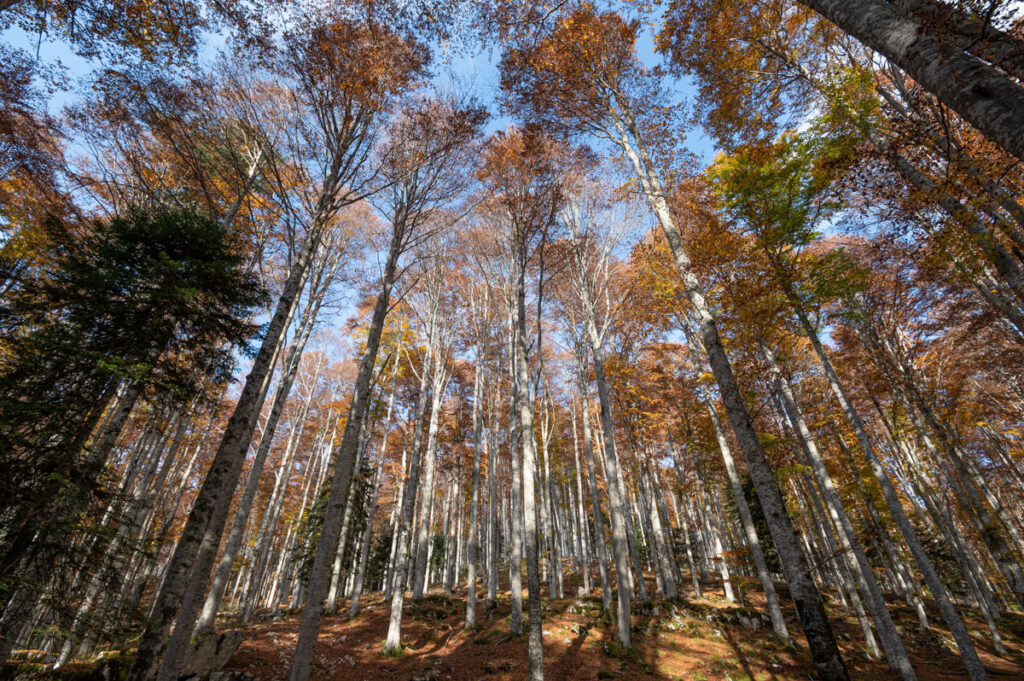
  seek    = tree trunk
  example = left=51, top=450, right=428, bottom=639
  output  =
left=287, top=223, right=404, bottom=681
left=466, top=354, right=485, bottom=628
left=760, top=341, right=915, bottom=679
left=607, top=104, right=849, bottom=681
left=699, top=389, right=788, bottom=638
left=797, top=0, right=1024, bottom=161
left=786, top=289, right=989, bottom=681
left=126, top=227, right=317, bottom=681
left=515, top=261, right=545, bottom=681
left=383, top=305, right=437, bottom=652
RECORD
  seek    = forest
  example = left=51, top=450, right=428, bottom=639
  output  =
left=2, top=1, right=1024, bottom=680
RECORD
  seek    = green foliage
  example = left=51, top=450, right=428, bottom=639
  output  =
left=709, top=130, right=847, bottom=256
left=294, top=464, right=374, bottom=588
left=364, top=530, right=394, bottom=592
left=0, top=205, right=265, bottom=601
left=430, top=532, right=446, bottom=571
left=708, top=126, right=869, bottom=315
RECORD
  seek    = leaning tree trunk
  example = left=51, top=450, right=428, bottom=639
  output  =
left=760, top=341, right=915, bottom=681
left=126, top=227, right=318, bottom=681
left=785, top=288, right=989, bottom=681
left=697, top=388, right=788, bottom=639
left=607, top=101, right=850, bottom=681
left=383, top=304, right=437, bottom=651
left=194, top=289, right=324, bottom=637
left=349, top=348, right=402, bottom=617
left=797, top=0, right=1024, bottom=162
left=287, top=223, right=405, bottom=681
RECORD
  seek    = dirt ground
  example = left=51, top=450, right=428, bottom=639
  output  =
left=221, top=584, right=1024, bottom=681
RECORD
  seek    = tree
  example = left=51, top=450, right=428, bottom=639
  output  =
left=0, top=206, right=263, bottom=658
left=499, top=9, right=850, bottom=679
left=297, top=93, right=484, bottom=674
left=710, top=130, right=990, bottom=681
left=124, top=14, right=429, bottom=681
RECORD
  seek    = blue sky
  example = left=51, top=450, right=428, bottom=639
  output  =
left=436, top=21, right=717, bottom=168
left=4, top=10, right=720, bottom=359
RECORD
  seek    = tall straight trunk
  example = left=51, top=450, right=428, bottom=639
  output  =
left=325, top=419, right=375, bottom=609
left=695, top=463, right=735, bottom=603
left=540, top=405, right=562, bottom=599
left=579, top=292, right=633, bottom=646
left=575, top=377, right=612, bottom=611
left=607, top=105, right=849, bottom=681
left=349, top=350, right=401, bottom=617
left=127, top=228, right=317, bottom=681
left=701, top=392, right=788, bottom=639
left=676, top=487, right=702, bottom=598
left=412, top=348, right=449, bottom=599
left=487, top=398, right=500, bottom=607
left=514, top=263, right=545, bottom=681
left=833, top=433, right=929, bottom=630
left=466, top=356, right=485, bottom=628
left=760, top=342, right=915, bottom=680
left=383, top=306, right=437, bottom=652
left=507, top=308, right=524, bottom=636
left=569, top=403, right=594, bottom=595
left=642, top=464, right=676, bottom=599
left=785, top=290, right=988, bottom=681
left=796, top=0, right=1024, bottom=161
left=385, top=440, right=409, bottom=600
left=287, top=223, right=404, bottom=681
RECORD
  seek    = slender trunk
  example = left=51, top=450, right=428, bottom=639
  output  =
left=514, top=262, right=545, bottom=681
left=760, top=341, right=914, bottom=680
left=466, top=356, right=485, bottom=628
left=579, top=287, right=633, bottom=646
left=287, top=223, right=404, bottom=681
left=701, top=392, right=788, bottom=638
left=383, top=306, right=437, bottom=651
left=412, top=350, right=449, bottom=599
left=195, top=307, right=320, bottom=636
left=786, top=290, right=988, bottom=681
left=576, top=376, right=612, bottom=611
left=349, top=349, right=401, bottom=617
left=608, top=106, right=849, bottom=680
left=127, top=228, right=316, bottom=681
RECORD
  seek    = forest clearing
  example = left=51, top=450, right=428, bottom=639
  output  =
left=2, top=2, right=1024, bottom=681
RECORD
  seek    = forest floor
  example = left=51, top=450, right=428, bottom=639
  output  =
left=218, top=584, right=1024, bottom=681
left=8, top=581, right=1024, bottom=681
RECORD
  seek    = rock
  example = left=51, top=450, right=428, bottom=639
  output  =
left=576, top=586, right=587, bottom=597
left=209, top=673, right=253, bottom=681
left=736, top=612, right=762, bottom=631
left=482, top=659, right=516, bottom=674
left=179, top=630, right=244, bottom=681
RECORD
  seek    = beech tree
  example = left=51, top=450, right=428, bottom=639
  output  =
left=5, top=4, right=1024, bottom=681
left=500, top=9, right=850, bottom=679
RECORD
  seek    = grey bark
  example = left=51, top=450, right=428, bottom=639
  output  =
left=288, top=219, right=404, bottom=681
left=606, top=99, right=849, bottom=681
left=798, top=0, right=1024, bottom=161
